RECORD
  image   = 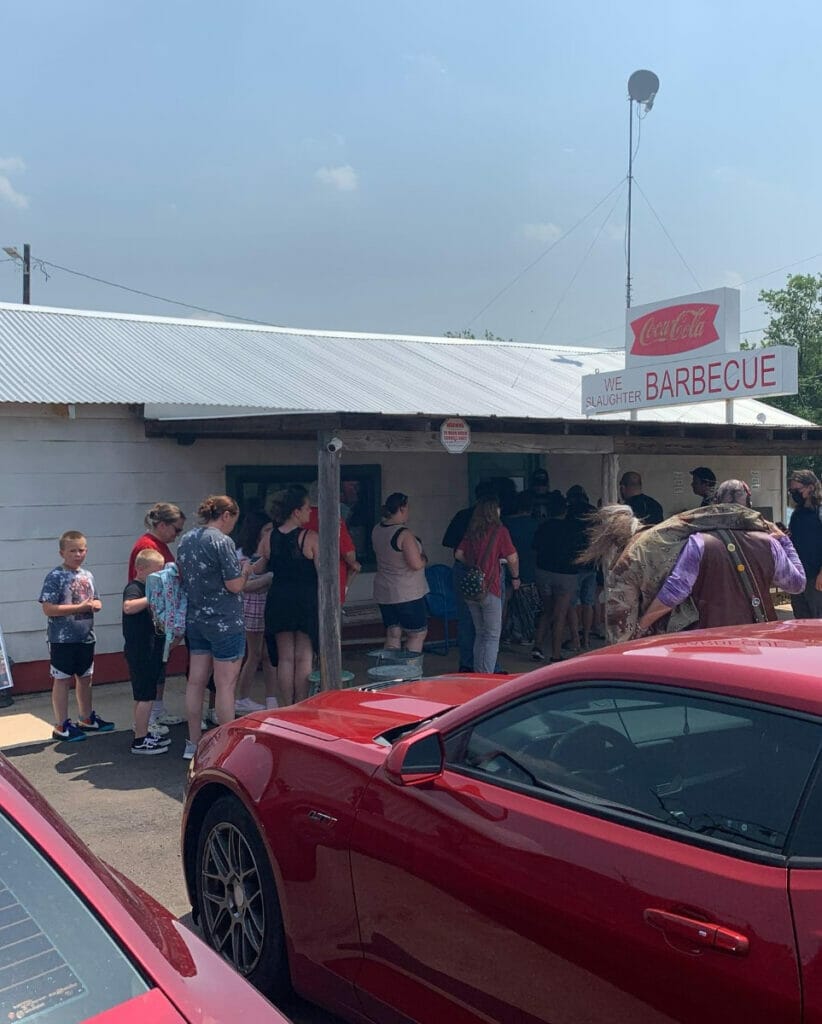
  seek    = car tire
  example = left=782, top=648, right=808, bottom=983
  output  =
left=194, top=794, right=290, bottom=1001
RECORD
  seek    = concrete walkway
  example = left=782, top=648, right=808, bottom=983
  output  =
left=0, top=638, right=578, bottom=749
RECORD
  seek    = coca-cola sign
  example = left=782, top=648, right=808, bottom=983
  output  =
left=625, top=287, right=739, bottom=369
left=629, top=303, right=719, bottom=357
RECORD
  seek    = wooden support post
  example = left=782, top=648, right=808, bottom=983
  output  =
left=601, top=453, right=620, bottom=506
left=316, top=431, right=342, bottom=690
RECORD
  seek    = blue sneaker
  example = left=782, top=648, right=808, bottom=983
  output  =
left=78, top=711, right=114, bottom=733
left=52, top=719, right=86, bottom=742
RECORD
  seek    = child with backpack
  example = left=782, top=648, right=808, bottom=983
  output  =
left=123, top=549, right=172, bottom=755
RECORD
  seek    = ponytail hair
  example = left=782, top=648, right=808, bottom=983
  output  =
left=197, top=495, right=239, bottom=523
left=145, top=502, right=185, bottom=529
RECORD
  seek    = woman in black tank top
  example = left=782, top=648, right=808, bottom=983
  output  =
left=260, top=489, right=319, bottom=705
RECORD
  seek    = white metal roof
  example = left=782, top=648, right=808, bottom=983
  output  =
left=0, top=302, right=809, bottom=427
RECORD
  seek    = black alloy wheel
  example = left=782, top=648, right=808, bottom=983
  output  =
left=195, top=795, right=290, bottom=1000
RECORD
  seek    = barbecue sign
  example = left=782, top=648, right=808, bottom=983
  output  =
left=582, top=286, right=798, bottom=415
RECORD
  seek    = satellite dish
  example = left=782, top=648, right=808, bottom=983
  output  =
left=627, top=69, right=659, bottom=109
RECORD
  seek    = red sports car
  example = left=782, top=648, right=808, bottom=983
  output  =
left=0, top=751, right=290, bottom=1022
left=183, top=620, right=822, bottom=1023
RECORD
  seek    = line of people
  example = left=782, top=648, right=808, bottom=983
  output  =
left=441, top=473, right=604, bottom=675
left=583, top=468, right=822, bottom=642
left=37, top=465, right=822, bottom=761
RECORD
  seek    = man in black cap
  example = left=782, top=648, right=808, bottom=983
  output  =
left=691, top=467, right=717, bottom=507
left=524, top=467, right=552, bottom=520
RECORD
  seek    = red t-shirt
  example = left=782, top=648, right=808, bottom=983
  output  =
left=457, top=526, right=516, bottom=598
left=127, top=533, right=174, bottom=581
left=306, top=508, right=356, bottom=604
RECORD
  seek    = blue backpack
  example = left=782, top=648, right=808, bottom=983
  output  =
left=145, top=564, right=187, bottom=661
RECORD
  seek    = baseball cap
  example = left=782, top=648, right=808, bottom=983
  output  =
left=690, top=467, right=716, bottom=484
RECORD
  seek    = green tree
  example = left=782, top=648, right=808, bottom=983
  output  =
left=755, top=273, right=822, bottom=477
left=444, top=329, right=513, bottom=342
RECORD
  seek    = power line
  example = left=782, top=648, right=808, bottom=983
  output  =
left=539, top=184, right=625, bottom=340
left=32, top=258, right=270, bottom=326
left=465, top=177, right=627, bottom=327
left=568, top=245, right=822, bottom=348
left=632, top=178, right=702, bottom=291
left=738, top=252, right=822, bottom=286
left=508, top=188, right=626, bottom=388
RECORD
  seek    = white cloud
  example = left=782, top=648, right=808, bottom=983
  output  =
left=0, top=157, right=24, bottom=174
left=315, top=164, right=358, bottom=192
left=0, top=156, right=27, bottom=209
left=522, top=222, right=562, bottom=243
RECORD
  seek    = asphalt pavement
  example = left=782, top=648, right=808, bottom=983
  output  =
left=0, top=672, right=347, bottom=1023
left=0, top=642, right=551, bottom=1023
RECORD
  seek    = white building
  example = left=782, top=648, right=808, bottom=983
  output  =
left=0, top=302, right=814, bottom=691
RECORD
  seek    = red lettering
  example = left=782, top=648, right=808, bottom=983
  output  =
left=675, top=366, right=691, bottom=395
left=646, top=371, right=659, bottom=401
left=660, top=369, right=674, bottom=399
left=692, top=364, right=705, bottom=395
left=761, top=353, right=776, bottom=387
left=742, top=357, right=758, bottom=389
left=707, top=361, right=722, bottom=392
left=723, top=359, right=740, bottom=391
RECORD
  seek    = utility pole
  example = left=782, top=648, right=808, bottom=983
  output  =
left=3, top=244, right=31, bottom=304
left=22, top=244, right=30, bottom=304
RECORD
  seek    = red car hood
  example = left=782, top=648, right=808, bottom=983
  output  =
left=252, top=674, right=511, bottom=744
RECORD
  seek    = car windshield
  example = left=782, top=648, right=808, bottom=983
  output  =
left=0, top=811, right=149, bottom=1023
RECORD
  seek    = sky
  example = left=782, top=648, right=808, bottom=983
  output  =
left=1, top=1, right=820, bottom=349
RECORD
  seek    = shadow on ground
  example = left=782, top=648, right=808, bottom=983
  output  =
left=178, top=913, right=345, bottom=1023
left=5, top=729, right=188, bottom=802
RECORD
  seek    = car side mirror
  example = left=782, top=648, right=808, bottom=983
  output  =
left=384, top=727, right=445, bottom=786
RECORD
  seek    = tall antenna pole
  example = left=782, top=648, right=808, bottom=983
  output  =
left=624, top=70, right=659, bottom=313
left=626, top=99, right=634, bottom=310
left=22, top=244, right=30, bottom=305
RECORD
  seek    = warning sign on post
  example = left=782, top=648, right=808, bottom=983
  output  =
left=440, top=418, right=471, bottom=454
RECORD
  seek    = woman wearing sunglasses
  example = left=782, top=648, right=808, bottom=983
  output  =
left=127, top=502, right=187, bottom=730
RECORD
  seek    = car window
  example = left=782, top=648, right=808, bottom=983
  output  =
left=0, top=811, right=148, bottom=1023
left=445, top=683, right=822, bottom=854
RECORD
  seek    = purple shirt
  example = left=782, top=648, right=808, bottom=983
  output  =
left=657, top=533, right=806, bottom=608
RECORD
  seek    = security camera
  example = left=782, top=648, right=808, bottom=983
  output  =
left=326, top=436, right=343, bottom=453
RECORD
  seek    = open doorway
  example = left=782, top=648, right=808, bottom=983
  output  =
left=467, top=453, right=543, bottom=506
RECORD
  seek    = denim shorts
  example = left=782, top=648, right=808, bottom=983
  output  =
left=535, top=569, right=579, bottom=599
left=379, top=597, right=428, bottom=633
left=576, top=570, right=597, bottom=608
left=186, top=623, right=246, bottom=661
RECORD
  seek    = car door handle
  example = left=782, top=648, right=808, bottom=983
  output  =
left=644, top=909, right=750, bottom=956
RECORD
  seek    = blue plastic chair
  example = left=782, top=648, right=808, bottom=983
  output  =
left=424, top=564, right=459, bottom=655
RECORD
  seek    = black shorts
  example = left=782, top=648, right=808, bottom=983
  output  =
left=49, top=642, right=94, bottom=680
left=379, top=597, right=428, bottom=633
left=125, top=643, right=166, bottom=703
